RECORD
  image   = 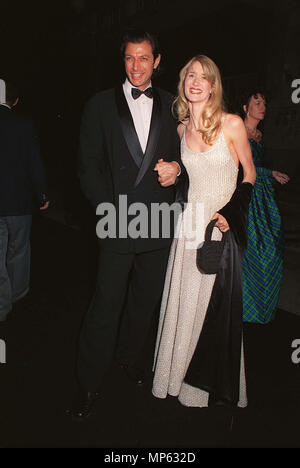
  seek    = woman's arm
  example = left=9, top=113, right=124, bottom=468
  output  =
left=224, top=114, right=256, bottom=185
left=213, top=114, right=256, bottom=232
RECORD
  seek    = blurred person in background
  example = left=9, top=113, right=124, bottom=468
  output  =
left=241, top=90, right=289, bottom=324
left=0, top=79, right=49, bottom=322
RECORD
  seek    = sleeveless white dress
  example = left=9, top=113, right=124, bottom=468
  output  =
left=152, top=121, right=248, bottom=408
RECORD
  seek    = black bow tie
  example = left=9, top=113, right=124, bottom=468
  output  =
left=131, top=87, right=153, bottom=100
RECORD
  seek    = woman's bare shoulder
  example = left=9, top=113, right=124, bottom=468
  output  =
left=223, top=113, right=246, bottom=138
left=223, top=112, right=244, bottom=128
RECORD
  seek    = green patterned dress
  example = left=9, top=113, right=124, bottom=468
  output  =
left=242, top=138, right=283, bottom=323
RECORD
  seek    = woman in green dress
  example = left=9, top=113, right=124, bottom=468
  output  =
left=242, top=91, right=290, bottom=323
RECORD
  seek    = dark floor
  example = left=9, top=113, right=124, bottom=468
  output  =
left=0, top=215, right=300, bottom=449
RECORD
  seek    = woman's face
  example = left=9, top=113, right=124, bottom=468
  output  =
left=184, top=60, right=212, bottom=104
left=246, top=93, right=266, bottom=121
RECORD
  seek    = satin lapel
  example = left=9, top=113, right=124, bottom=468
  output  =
left=114, top=85, right=144, bottom=168
left=134, top=87, right=162, bottom=187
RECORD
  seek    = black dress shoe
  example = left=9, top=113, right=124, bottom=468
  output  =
left=66, top=389, right=100, bottom=422
left=208, top=393, right=235, bottom=409
left=122, top=364, right=145, bottom=386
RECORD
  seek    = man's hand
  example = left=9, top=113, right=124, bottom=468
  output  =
left=40, top=201, right=50, bottom=210
left=154, top=159, right=180, bottom=187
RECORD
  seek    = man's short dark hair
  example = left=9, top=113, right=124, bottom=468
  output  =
left=120, top=29, right=160, bottom=60
left=5, top=81, right=19, bottom=105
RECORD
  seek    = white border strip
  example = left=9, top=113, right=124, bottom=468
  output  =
left=0, top=79, right=6, bottom=103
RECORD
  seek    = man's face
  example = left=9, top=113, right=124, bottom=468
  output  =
left=124, top=40, right=161, bottom=90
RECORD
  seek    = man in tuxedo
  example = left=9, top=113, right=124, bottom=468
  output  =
left=0, top=80, right=49, bottom=322
left=69, top=30, right=185, bottom=421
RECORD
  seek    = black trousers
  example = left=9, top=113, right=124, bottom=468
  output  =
left=77, top=246, right=170, bottom=392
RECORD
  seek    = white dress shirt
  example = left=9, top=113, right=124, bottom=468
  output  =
left=123, top=78, right=153, bottom=153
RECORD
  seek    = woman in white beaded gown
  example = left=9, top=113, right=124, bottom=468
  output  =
left=152, top=55, right=256, bottom=408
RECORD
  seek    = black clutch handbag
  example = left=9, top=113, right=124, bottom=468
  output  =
left=196, top=219, right=225, bottom=274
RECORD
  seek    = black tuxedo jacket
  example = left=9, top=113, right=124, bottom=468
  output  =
left=78, top=84, right=187, bottom=253
left=0, top=105, right=48, bottom=216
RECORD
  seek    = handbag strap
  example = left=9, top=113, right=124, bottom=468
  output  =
left=204, top=219, right=224, bottom=242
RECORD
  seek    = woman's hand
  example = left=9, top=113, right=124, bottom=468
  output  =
left=272, top=171, right=290, bottom=184
left=211, top=212, right=230, bottom=232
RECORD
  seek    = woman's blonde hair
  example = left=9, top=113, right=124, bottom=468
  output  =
left=173, top=55, right=225, bottom=145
